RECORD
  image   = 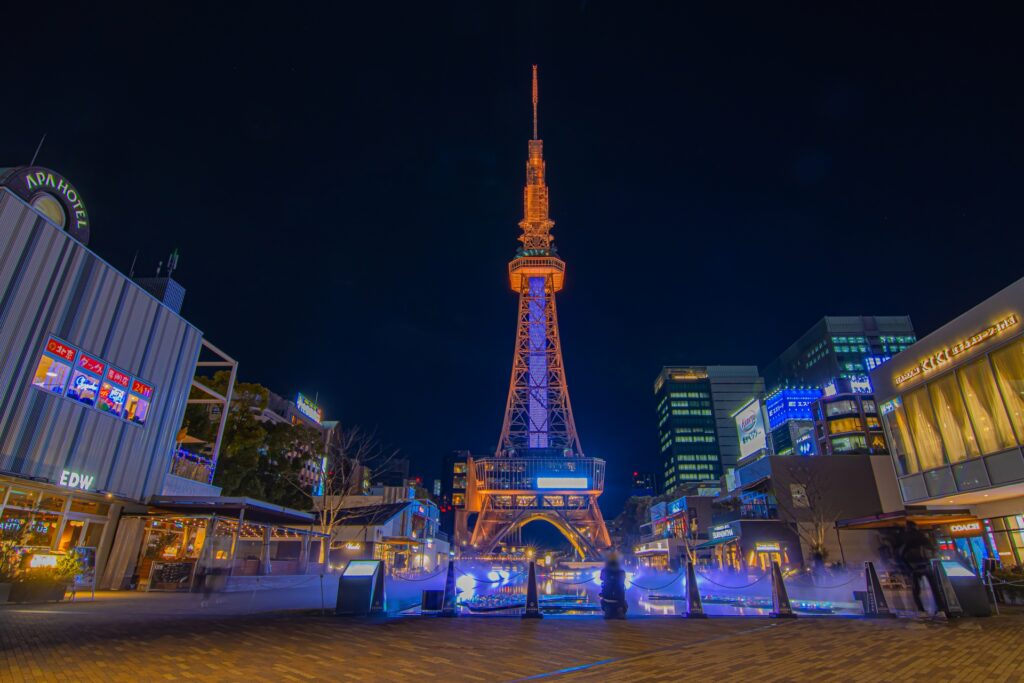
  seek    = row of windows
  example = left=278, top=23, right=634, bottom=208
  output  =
left=674, top=426, right=715, bottom=434
left=883, top=338, right=1024, bottom=475
left=673, top=463, right=716, bottom=472
left=678, top=454, right=717, bottom=462
left=877, top=335, right=915, bottom=344
left=670, top=391, right=710, bottom=399
left=832, top=336, right=867, bottom=344
left=672, top=409, right=713, bottom=416
left=675, top=436, right=716, bottom=443
left=835, top=345, right=868, bottom=354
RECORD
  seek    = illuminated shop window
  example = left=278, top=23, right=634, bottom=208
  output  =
left=828, top=417, right=862, bottom=434
left=97, top=367, right=131, bottom=417
left=928, top=373, right=980, bottom=464
left=66, top=354, right=105, bottom=407
left=830, top=434, right=867, bottom=453
left=451, top=494, right=465, bottom=507
left=991, top=340, right=1024, bottom=444
left=903, top=387, right=946, bottom=471
left=959, top=357, right=1016, bottom=453
left=31, top=337, right=77, bottom=394
left=825, top=400, right=858, bottom=417
left=125, top=379, right=154, bottom=426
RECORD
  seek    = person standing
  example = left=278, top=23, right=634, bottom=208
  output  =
left=899, top=521, right=937, bottom=614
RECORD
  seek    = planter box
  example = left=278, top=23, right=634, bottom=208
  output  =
left=8, top=581, right=67, bottom=603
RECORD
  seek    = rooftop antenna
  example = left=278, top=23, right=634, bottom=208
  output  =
left=128, top=250, right=140, bottom=278
left=30, top=133, right=47, bottom=166
left=166, top=248, right=180, bottom=279
left=532, top=65, right=539, bottom=140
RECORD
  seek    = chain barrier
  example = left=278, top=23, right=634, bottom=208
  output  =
left=552, top=577, right=598, bottom=589
left=627, top=571, right=684, bottom=592
left=391, top=567, right=448, bottom=582
left=694, top=571, right=770, bottom=590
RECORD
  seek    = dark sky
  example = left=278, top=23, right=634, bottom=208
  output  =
left=4, top=3, right=1024, bottom=515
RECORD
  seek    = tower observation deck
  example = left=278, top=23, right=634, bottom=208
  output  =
left=458, top=67, right=612, bottom=560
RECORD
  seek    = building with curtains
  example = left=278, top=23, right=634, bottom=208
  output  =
left=871, top=276, right=1024, bottom=569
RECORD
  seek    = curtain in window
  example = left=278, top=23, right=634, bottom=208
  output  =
left=958, top=358, right=1016, bottom=454
left=881, top=401, right=919, bottom=475
left=928, top=373, right=980, bottom=463
left=992, top=340, right=1024, bottom=443
left=903, top=387, right=946, bottom=471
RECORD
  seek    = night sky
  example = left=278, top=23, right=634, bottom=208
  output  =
left=4, top=4, right=1024, bottom=515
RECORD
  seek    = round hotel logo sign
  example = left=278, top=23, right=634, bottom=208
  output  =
left=0, top=166, right=90, bottom=245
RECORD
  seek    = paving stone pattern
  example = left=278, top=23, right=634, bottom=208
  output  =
left=2, top=598, right=1023, bottom=682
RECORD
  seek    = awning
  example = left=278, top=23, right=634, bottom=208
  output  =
left=694, top=535, right=737, bottom=550
left=836, top=507, right=977, bottom=530
left=147, top=496, right=317, bottom=525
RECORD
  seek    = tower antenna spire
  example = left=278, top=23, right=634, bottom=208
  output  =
left=532, top=65, right=539, bottom=140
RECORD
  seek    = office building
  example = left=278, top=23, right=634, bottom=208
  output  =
left=655, top=366, right=764, bottom=492
left=765, top=316, right=917, bottom=391
left=811, top=378, right=888, bottom=456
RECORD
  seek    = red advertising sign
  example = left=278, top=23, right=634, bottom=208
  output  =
left=105, top=367, right=130, bottom=387
left=46, top=338, right=76, bottom=362
left=131, top=379, right=153, bottom=398
left=78, top=354, right=104, bottom=375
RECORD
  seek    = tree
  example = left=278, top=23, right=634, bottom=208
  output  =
left=775, top=460, right=843, bottom=572
left=258, top=421, right=322, bottom=508
left=281, top=425, right=397, bottom=562
left=210, top=378, right=270, bottom=499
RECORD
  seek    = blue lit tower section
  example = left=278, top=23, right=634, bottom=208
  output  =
left=527, top=276, right=549, bottom=447
left=463, top=66, right=610, bottom=559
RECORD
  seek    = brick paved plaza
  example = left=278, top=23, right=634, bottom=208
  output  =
left=2, top=592, right=1024, bottom=682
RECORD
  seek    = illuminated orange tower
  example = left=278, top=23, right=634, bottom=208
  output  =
left=461, top=66, right=612, bottom=560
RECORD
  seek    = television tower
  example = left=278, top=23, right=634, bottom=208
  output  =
left=460, top=67, right=612, bottom=559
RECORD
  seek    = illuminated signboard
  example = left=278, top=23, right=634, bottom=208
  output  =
left=0, top=166, right=91, bottom=244
left=98, top=367, right=130, bottom=417
left=755, top=541, right=781, bottom=552
left=30, top=335, right=155, bottom=427
left=343, top=560, right=382, bottom=577
left=894, top=313, right=1019, bottom=386
left=734, top=398, right=767, bottom=460
left=949, top=521, right=982, bottom=537
left=296, top=393, right=322, bottom=425
left=59, top=469, right=95, bottom=491
left=710, top=524, right=735, bottom=541
left=536, top=476, right=588, bottom=489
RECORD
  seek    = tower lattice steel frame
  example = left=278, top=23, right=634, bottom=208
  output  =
left=461, top=67, right=612, bottom=560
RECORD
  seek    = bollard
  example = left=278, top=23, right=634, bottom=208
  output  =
left=769, top=561, right=796, bottom=618
left=683, top=561, right=707, bottom=619
left=863, top=561, right=894, bottom=618
left=440, top=559, right=458, bottom=617
left=522, top=560, right=543, bottom=619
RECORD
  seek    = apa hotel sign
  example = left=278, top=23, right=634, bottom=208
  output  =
left=894, top=313, right=1019, bottom=386
left=0, top=166, right=90, bottom=245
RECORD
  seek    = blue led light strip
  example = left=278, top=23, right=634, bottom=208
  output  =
left=528, top=276, right=549, bottom=448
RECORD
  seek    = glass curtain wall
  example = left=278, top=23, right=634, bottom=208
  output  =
left=928, top=374, right=980, bottom=463
left=885, top=339, right=1024, bottom=478
left=903, top=387, right=946, bottom=471
left=881, top=399, right=918, bottom=475
left=992, top=340, right=1024, bottom=442
left=959, top=358, right=1016, bottom=453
